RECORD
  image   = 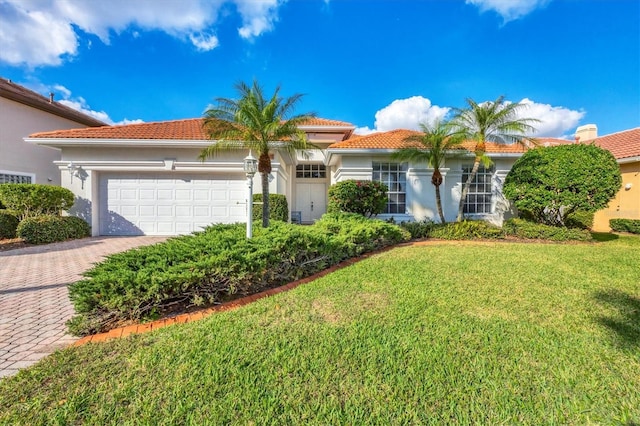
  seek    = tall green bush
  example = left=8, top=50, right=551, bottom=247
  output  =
left=0, top=211, right=19, bottom=239
left=252, top=194, right=288, bottom=222
left=503, top=144, right=621, bottom=226
left=327, top=180, right=388, bottom=217
left=0, top=184, right=75, bottom=220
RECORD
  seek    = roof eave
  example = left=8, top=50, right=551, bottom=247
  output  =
left=26, top=137, right=215, bottom=148
left=618, top=155, right=640, bottom=164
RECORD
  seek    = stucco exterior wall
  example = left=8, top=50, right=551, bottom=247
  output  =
left=0, top=97, right=98, bottom=185
left=593, top=161, right=640, bottom=231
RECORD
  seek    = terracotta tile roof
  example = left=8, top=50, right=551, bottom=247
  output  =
left=587, top=128, right=640, bottom=160
left=29, top=117, right=354, bottom=140
left=1, top=78, right=107, bottom=127
left=299, top=118, right=354, bottom=127
left=330, top=129, right=534, bottom=153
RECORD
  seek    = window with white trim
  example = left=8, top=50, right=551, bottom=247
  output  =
left=372, top=162, right=407, bottom=214
left=462, top=165, right=494, bottom=214
left=296, top=164, right=326, bottom=178
left=0, top=173, right=32, bottom=184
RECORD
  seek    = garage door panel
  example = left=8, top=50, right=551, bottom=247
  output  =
left=100, top=174, right=247, bottom=236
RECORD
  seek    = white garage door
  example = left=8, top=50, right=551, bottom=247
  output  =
left=100, top=173, right=248, bottom=236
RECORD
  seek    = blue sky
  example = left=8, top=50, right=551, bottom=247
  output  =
left=1, top=0, right=638, bottom=138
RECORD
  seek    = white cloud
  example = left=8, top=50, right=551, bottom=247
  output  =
left=356, top=96, right=583, bottom=139
left=357, top=96, right=450, bottom=134
left=517, top=98, right=584, bottom=138
left=27, top=82, right=144, bottom=126
left=0, top=0, right=285, bottom=67
left=466, top=0, right=551, bottom=22
left=235, top=0, right=284, bottom=39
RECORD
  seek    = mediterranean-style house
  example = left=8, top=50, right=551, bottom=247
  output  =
left=26, top=117, right=541, bottom=236
left=585, top=126, right=640, bottom=231
left=0, top=78, right=106, bottom=185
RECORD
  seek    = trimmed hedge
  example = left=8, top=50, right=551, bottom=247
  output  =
left=610, top=219, right=640, bottom=234
left=399, top=220, right=436, bottom=239
left=252, top=194, right=288, bottom=222
left=503, top=218, right=592, bottom=242
left=66, top=213, right=410, bottom=336
left=429, top=220, right=505, bottom=240
left=17, top=215, right=91, bottom=244
left=0, top=211, right=19, bottom=239
left=0, top=184, right=75, bottom=220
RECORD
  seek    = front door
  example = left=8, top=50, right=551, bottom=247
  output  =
left=295, top=183, right=326, bottom=223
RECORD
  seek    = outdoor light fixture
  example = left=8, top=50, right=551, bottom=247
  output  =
left=67, top=162, right=78, bottom=183
left=243, top=151, right=258, bottom=239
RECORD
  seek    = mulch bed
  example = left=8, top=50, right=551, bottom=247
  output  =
left=0, top=238, right=31, bottom=252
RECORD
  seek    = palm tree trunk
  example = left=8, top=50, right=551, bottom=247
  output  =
left=435, top=184, right=446, bottom=224
left=261, top=171, right=270, bottom=228
left=456, top=157, right=481, bottom=222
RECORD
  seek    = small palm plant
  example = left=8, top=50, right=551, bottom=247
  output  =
left=392, top=120, right=466, bottom=224
left=450, top=96, right=539, bottom=222
left=199, top=80, right=315, bottom=227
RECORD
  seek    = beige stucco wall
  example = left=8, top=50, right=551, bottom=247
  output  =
left=593, top=161, right=640, bottom=231
left=0, top=97, right=98, bottom=185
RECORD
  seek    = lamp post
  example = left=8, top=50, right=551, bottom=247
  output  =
left=243, top=151, right=258, bottom=239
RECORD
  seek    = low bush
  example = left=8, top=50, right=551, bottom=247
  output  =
left=565, top=211, right=594, bottom=230
left=17, top=215, right=91, bottom=244
left=327, top=180, right=388, bottom=217
left=503, top=218, right=592, bottom=242
left=0, top=211, right=19, bottom=239
left=399, top=220, right=436, bottom=239
left=252, top=194, right=288, bottom=222
left=66, top=213, right=410, bottom=336
left=0, top=184, right=75, bottom=220
left=429, top=220, right=505, bottom=240
left=609, top=219, right=640, bottom=234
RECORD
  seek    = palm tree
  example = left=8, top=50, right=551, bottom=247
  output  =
left=199, top=80, right=315, bottom=227
left=450, top=96, right=538, bottom=222
left=392, top=120, right=466, bottom=224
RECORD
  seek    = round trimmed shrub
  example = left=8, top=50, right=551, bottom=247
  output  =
left=0, top=211, right=19, bottom=239
left=0, top=184, right=75, bottom=220
left=328, top=180, right=388, bottom=218
left=17, top=215, right=91, bottom=244
left=503, top=144, right=621, bottom=226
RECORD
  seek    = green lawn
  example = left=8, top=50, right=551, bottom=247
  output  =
left=1, top=236, right=639, bottom=424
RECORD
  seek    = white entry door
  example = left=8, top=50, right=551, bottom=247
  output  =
left=295, top=183, right=326, bottom=223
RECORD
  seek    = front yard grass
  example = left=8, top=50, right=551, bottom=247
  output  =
left=1, top=235, right=639, bottom=424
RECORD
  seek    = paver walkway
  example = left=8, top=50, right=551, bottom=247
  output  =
left=0, top=236, right=165, bottom=379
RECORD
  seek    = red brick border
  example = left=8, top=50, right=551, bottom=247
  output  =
left=73, top=246, right=402, bottom=346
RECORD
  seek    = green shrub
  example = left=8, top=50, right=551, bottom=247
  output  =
left=564, top=211, right=594, bottom=230
left=252, top=194, right=288, bottom=222
left=610, top=219, right=640, bottom=234
left=17, top=215, right=91, bottom=244
left=0, top=211, right=19, bottom=239
left=327, top=180, right=388, bottom=217
left=0, top=184, right=75, bottom=220
left=503, top=218, right=592, bottom=241
left=66, top=213, right=410, bottom=336
left=429, top=220, right=505, bottom=240
left=400, top=220, right=436, bottom=239
left=503, top=144, right=621, bottom=226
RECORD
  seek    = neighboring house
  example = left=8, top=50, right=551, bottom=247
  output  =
left=0, top=78, right=106, bottom=185
left=582, top=126, right=640, bottom=231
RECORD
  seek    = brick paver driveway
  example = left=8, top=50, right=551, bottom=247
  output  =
left=0, top=236, right=166, bottom=379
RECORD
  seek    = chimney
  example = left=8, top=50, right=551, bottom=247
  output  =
left=49, top=92, right=54, bottom=103
left=575, top=124, right=597, bottom=142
